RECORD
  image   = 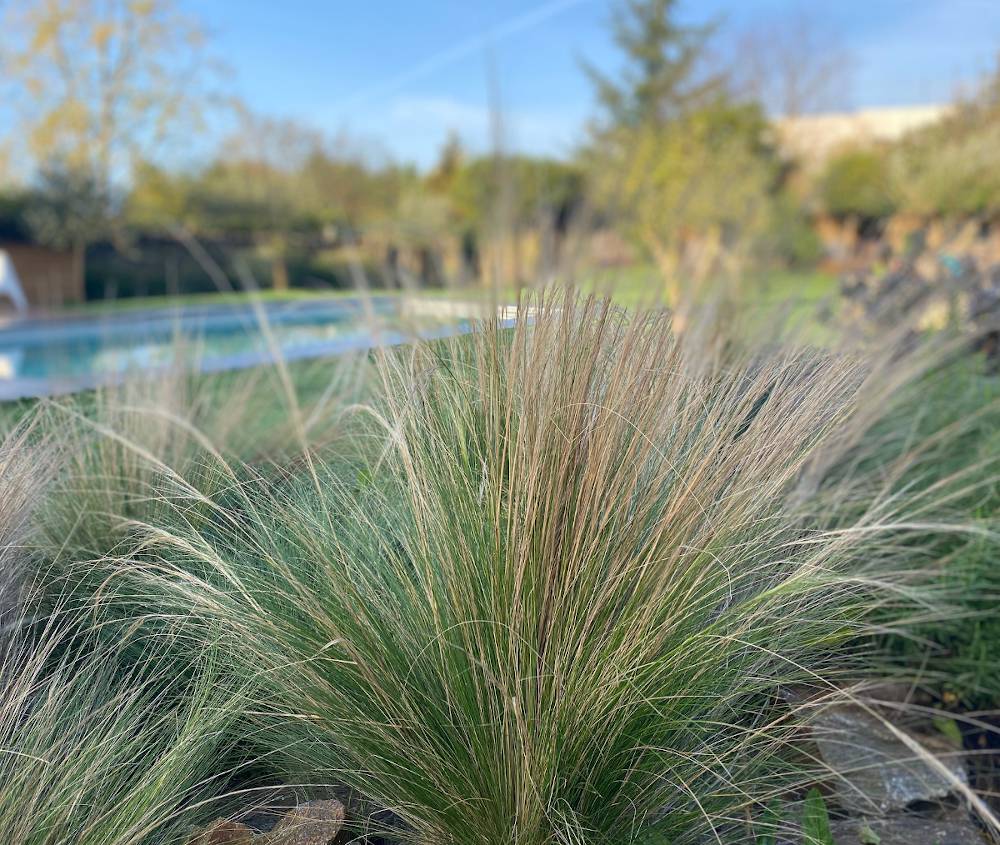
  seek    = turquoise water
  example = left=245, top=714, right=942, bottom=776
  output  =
left=0, top=297, right=403, bottom=400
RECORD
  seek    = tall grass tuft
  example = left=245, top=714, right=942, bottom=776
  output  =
left=0, top=617, right=249, bottom=845
left=810, top=352, right=1000, bottom=706
left=30, top=351, right=372, bottom=595
left=0, top=410, right=250, bottom=845
left=0, top=418, right=58, bottom=627
left=122, top=291, right=944, bottom=844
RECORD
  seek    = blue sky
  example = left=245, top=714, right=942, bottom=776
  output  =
left=184, top=0, right=1000, bottom=168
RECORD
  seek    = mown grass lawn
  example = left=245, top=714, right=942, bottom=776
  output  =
left=38, top=263, right=839, bottom=332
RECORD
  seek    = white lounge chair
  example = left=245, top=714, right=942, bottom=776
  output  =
left=0, top=250, right=29, bottom=315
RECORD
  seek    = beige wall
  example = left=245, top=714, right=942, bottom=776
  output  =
left=774, top=105, right=951, bottom=171
left=1, top=243, right=82, bottom=308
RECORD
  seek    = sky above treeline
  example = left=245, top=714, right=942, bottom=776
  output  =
left=184, top=0, right=1000, bottom=168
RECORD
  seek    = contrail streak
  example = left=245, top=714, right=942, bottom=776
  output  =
left=334, top=0, right=592, bottom=110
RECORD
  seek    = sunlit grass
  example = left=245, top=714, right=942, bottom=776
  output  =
left=0, top=619, right=248, bottom=845
left=86, top=290, right=986, bottom=844
left=0, top=285, right=996, bottom=844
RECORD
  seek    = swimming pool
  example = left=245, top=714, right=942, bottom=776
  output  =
left=0, top=297, right=413, bottom=400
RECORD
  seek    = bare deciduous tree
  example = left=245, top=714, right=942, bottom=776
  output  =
left=733, top=11, right=852, bottom=117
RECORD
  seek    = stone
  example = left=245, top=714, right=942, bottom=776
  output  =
left=830, top=813, right=986, bottom=845
left=189, top=819, right=255, bottom=845
left=265, top=798, right=345, bottom=845
left=855, top=682, right=918, bottom=705
left=812, top=705, right=968, bottom=814
left=771, top=807, right=985, bottom=845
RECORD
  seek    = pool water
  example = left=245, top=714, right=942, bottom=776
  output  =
left=0, top=297, right=410, bottom=400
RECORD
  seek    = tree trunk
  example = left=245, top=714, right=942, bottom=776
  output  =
left=642, top=229, right=680, bottom=303
left=271, top=254, right=289, bottom=291
left=72, top=240, right=86, bottom=304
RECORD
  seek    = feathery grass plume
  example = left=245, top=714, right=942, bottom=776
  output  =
left=0, top=615, right=251, bottom=845
left=808, top=350, right=1000, bottom=707
left=0, top=413, right=251, bottom=844
left=0, top=417, right=58, bottom=628
left=122, top=289, right=930, bottom=844
left=31, top=343, right=372, bottom=564
left=17, top=352, right=372, bottom=707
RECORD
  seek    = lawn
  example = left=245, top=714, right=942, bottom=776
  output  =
left=59, top=265, right=833, bottom=316
left=577, top=262, right=836, bottom=306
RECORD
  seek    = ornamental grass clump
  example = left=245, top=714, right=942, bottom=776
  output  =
left=0, top=414, right=249, bottom=845
left=33, top=351, right=371, bottom=562
left=810, top=353, right=1000, bottom=707
left=0, top=418, right=58, bottom=625
left=0, top=616, right=251, bottom=845
left=123, top=291, right=938, bottom=844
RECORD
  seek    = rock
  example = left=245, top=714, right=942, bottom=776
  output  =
left=265, top=798, right=345, bottom=845
left=189, top=819, right=255, bottom=845
left=855, top=682, right=919, bottom=705
left=771, top=806, right=985, bottom=845
left=812, top=705, right=968, bottom=814
left=830, top=812, right=986, bottom=845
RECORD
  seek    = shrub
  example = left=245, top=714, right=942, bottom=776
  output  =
left=820, top=148, right=896, bottom=220
left=759, top=195, right=824, bottom=270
